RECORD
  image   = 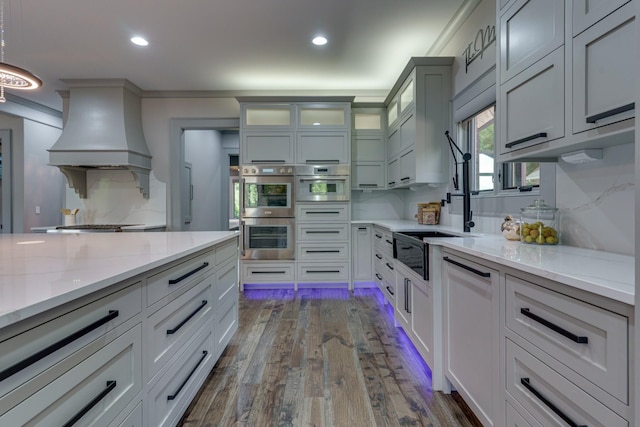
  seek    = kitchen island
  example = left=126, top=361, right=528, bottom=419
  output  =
left=0, top=231, right=239, bottom=427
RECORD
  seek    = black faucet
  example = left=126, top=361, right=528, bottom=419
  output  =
left=445, top=131, right=475, bottom=233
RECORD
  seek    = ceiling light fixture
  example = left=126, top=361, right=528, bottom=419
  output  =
left=0, top=0, right=42, bottom=102
left=312, top=36, right=327, bottom=46
left=131, top=36, right=149, bottom=46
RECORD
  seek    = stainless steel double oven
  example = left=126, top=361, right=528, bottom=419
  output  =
left=240, top=165, right=295, bottom=260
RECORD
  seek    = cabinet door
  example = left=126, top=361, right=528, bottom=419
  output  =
left=410, top=280, right=433, bottom=367
left=387, top=156, right=399, bottom=187
left=387, top=127, right=401, bottom=159
left=572, top=0, right=631, bottom=36
left=399, top=112, right=416, bottom=153
left=299, top=105, right=349, bottom=129
left=500, top=0, right=564, bottom=84
left=351, top=225, right=373, bottom=282
left=352, top=163, right=385, bottom=189
left=241, top=131, right=295, bottom=164
left=395, top=272, right=410, bottom=329
left=572, top=4, right=635, bottom=135
left=242, top=104, right=294, bottom=128
left=296, top=131, right=350, bottom=164
left=499, top=47, right=565, bottom=154
left=443, top=253, right=499, bottom=427
left=398, top=149, right=415, bottom=185
left=352, top=134, right=385, bottom=162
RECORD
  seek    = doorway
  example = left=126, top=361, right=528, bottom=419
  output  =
left=169, top=118, right=240, bottom=231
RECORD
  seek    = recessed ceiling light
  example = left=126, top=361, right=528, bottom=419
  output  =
left=312, top=36, right=327, bottom=46
left=131, top=36, right=149, bottom=46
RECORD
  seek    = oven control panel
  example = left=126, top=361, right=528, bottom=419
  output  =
left=241, top=165, right=294, bottom=175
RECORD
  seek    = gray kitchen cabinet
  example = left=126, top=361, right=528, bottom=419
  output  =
left=351, top=224, right=373, bottom=284
left=394, top=261, right=412, bottom=330
left=442, top=249, right=500, bottom=427
left=384, top=57, right=453, bottom=187
left=572, top=0, right=630, bottom=36
left=571, top=2, right=635, bottom=136
left=373, top=225, right=395, bottom=303
left=351, top=107, right=386, bottom=190
left=296, top=131, right=350, bottom=164
left=241, top=131, right=295, bottom=164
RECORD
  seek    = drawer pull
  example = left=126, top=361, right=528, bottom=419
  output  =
left=520, top=308, right=588, bottom=344
left=167, top=300, right=208, bottom=335
left=388, top=181, right=396, bottom=186
left=358, top=184, right=379, bottom=187
left=586, top=102, right=634, bottom=124
left=386, top=286, right=395, bottom=296
left=358, top=227, right=368, bottom=230
left=305, top=211, right=340, bottom=214
left=504, top=132, right=547, bottom=149
left=443, top=256, right=491, bottom=278
left=520, top=378, right=587, bottom=427
left=385, top=239, right=393, bottom=245
left=251, top=160, right=285, bottom=164
left=168, top=262, right=209, bottom=285
left=375, top=273, right=383, bottom=280
left=375, top=234, right=382, bottom=239
left=306, top=250, right=340, bottom=253
left=306, top=230, right=340, bottom=234
left=386, top=262, right=394, bottom=271
left=168, top=350, right=208, bottom=401
left=304, top=159, right=339, bottom=164
left=0, top=310, right=119, bottom=382
left=62, top=380, right=117, bottom=427
left=375, top=254, right=382, bottom=260
left=306, top=270, right=341, bottom=274
left=253, top=270, right=286, bottom=274
left=401, top=176, right=411, bottom=181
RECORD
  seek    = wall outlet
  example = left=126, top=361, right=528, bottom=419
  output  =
left=35, top=206, right=40, bottom=214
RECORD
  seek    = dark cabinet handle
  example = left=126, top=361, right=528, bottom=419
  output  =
left=386, top=262, right=394, bottom=271
left=306, top=230, right=340, bottom=234
left=167, top=300, right=208, bottom=335
left=358, top=227, right=368, bottom=230
left=305, top=250, right=340, bottom=253
left=358, top=184, right=379, bottom=187
left=520, top=308, right=588, bottom=344
left=168, top=351, right=208, bottom=401
left=375, top=254, right=383, bottom=260
left=520, top=378, right=586, bottom=427
left=306, top=211, right=340, bottom=214
left=504, top=132, right=547, bottom=149
left=62, top=380, right=117, bottom=427
left=306, top=270, right=341, bottom=274
left=375, top=234, right=382, bottom=239
left=386, top=286, right=395, bottom=296
left=168, top=262, right=209, bottom=285
left=375, top=273, right=383, bottom=280
left=385, top=239, right=393, bottom=245
left=0, top=310, right=119, bottom=382
left=443, top=256, right=490, bottom=278
left=586, top=102, right=634, bottom=124
left=251, top=160, right=285, bottom=163
left=254, top=270, right=286, bottom=274
left=305, top=159, right=339, bottom=163
left=401, top=177, right=411, bottom=181
left=388, top=181, right=396, bottom=186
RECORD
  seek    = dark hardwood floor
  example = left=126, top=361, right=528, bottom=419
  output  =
left=178, top=287, right=484, bottom=427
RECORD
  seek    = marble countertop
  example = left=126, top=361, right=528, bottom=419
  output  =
left=353, top=219, right=634, bottom=305
left=30, top=224, right=167, bottom=232
left=0, top=231, right=238, bottom=328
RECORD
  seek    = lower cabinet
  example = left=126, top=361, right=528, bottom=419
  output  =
left=442, top=250, right=500, bottom=427
left=351, top=224, right=373, bottom=284
left=0, top=236, right=240, bottom=427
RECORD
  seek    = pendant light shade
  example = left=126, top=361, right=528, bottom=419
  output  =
left=0, top=0, right=41, bottom=101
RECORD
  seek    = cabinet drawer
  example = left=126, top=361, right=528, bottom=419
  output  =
left=296, top=203, right=350, bottom=222
left=505, top=401, right=541, bottom=427
left=297, top=242, right=349, bottom=261
left=505, top=274, right=628, bottom=403
left=147, top=250, right=215, bottom=307
left=572, top=3, right=635, bottom=135
left=147, top=328, right=214, bottom=427
left=0, top=282, right=142, bottom=403
left=506, top=339, right=627, bottom=427
left=572, top=0, right=631, bottom=36
left=499, top=47, right=565, bottom=153
left=242, top=261, right=295, bottom=283
left=215, top=258, right=238, bottom=309
left=297, top=223, right=349, bottom=241
left=215, top=297, right=238, bottom=354
left=215, top=237, right=238, bottom=266
left=109, top=401, right=143, bottom=427
left=297, top=262, right=350, bottom=282
left=146, top=279, right=213, bottom=382
left=2, top=325, right=142, bottom=427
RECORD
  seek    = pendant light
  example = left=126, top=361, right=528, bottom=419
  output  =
left=0, top=0, right=41, bottom=102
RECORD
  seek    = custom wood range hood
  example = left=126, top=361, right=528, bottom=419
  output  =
left=48, top=79, right=152, bottom=198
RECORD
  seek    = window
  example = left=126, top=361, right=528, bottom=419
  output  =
left=462, top=104, right=540, bottom=194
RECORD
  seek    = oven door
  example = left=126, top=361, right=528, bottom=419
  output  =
left=241, top=218, right=295, bottom=260
left=296, top=176, right=350, bottom=201
left=242, top=176, right=295, bottom=218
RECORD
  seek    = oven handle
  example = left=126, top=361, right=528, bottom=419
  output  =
left=240, top=178, right=246, bottom=215
left=240, top=220, right=246, bottom=256
left=298, top=178, right=347, bottom=183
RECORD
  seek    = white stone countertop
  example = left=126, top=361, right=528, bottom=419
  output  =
left=30, top=224, right=167, bottom=232
left=353, top=220, right=634, bottom=305
left=0, top=231, right=238, bottom=328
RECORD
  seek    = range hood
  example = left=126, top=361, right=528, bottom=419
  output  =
left=48, top=79, right=152, bottom=198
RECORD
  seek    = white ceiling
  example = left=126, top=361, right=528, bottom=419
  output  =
left=2, top=0, right=465, bottom=111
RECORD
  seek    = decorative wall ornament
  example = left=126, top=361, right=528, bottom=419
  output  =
left=463, top=25, right=496, bottom=73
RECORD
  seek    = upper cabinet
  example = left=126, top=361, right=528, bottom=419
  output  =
left=351, top=106, right=386, bottom=190
left=497, top=0, right=635, bottom=161
left=238, top=98, right=352, bottom=165
left=385, top=57, right=453, bottom=188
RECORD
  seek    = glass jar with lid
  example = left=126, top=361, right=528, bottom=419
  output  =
left=520, top=199, right=559, bottom=245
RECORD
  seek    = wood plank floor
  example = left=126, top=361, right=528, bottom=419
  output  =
left=178, top=288, right=484, bottom=427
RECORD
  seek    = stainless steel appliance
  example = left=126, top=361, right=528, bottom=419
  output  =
left=241, top=165, right=295, bottom=218
left=295, top=165, right=350, bottom=202
left=241, top=218, right=295, bottom=260
left=392, top=231, right=459, bottom=280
